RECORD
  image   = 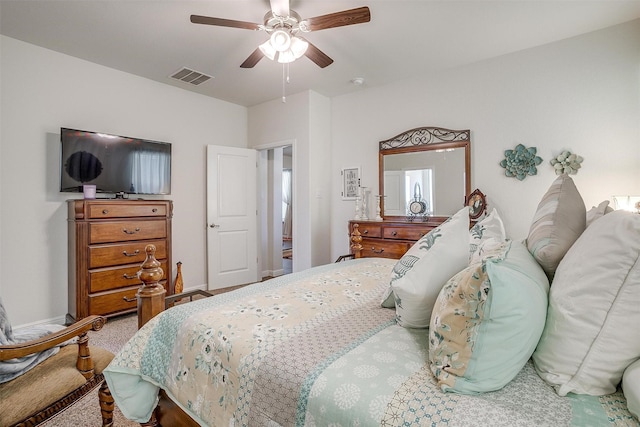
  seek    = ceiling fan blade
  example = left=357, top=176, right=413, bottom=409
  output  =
left=190, top=15, right=260, bottom=30
left=304, top=6, right=370, bottom=32
left=302, top=39, right=333, bottom=68
left=240, top=48, right=265, bottom=68
left=270, top=0, right=290, bottom=17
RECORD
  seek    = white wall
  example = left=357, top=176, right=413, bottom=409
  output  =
left=0, top=36, right=247, bottom=326
left=248, top=90, right=332, bottom=271
left=330, top=19, right=640, bottom=259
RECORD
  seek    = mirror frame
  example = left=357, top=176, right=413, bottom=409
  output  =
left=379, top=126, right=471, bottom=222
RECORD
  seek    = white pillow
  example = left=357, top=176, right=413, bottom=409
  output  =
left=585, top=200, right=613, bottom=227
left=623, top=359, right=640, bottom=420
left=533, top=210, right=640, bottom=396
left=469, top=208, right=506, bottom=262
left=387, top=207, right=470, bottom=328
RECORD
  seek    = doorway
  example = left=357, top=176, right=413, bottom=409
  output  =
left=257, top=143, right=294, bottom=279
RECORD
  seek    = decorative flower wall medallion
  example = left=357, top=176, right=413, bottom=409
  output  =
left=550, top=150, right=583, bottom=175
left=499, top=144, right=543, bottom=180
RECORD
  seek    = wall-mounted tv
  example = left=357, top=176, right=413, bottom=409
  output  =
left=60, top=127, right=171, bottom=196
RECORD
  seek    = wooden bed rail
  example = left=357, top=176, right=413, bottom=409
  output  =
left=136, top=244, right=166, bottom=328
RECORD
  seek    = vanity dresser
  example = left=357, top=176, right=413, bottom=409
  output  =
left=350, top=126, right=471, bottom=259
left=67, top=199, right=172, bottom=323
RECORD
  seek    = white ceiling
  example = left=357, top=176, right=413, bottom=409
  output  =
left=2, top=1, right=639, bottom=107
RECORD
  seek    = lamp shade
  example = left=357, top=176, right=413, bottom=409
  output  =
left=270, top=29, right=291, bottom=52
left=259, top=40, right=277, bottom=60
left=290, top=37, right=308, bottom=59
left=277, top=49, right=296, bottom=64
left=613, top=195, right=640, bottom=213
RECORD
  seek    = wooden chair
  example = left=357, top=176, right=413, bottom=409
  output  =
left=0, top=315, right=115, bottom=426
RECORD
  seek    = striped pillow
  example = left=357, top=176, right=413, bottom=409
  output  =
left=526, top=174, right=585, bottom=280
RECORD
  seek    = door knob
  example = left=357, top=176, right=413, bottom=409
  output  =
left=209, top=223, right=220, bottom=228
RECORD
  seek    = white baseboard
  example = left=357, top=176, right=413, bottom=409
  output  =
left=14, top=315, right=67, bottom=330
left=261, top=269, right=284, bottom=278
left=182, top=284, right=207, bottom=292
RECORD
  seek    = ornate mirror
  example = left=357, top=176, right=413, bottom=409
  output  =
left=379, top=127, right=471, bottom=221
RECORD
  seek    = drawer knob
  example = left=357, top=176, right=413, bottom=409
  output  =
left=391, top=231, right=397, bottom=236
left=363, top=230, right=369, bottom=234
left=123, top=296, right=136, bottom=302
left=152, top=208, right=158, bottom=213
left=122, top=227, right=141, bottom=235
left=371, top=247, right=385, bottom=254
left=102, top=209, right=109, bottom=215
left=123, top=273, right=138, bottom=280
left=122, top=249, right=140, bottom=257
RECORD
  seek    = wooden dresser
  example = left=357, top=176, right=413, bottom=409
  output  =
left=67, top=199, right=173, bottom=323
left=348, top=219, right=444, bottom=259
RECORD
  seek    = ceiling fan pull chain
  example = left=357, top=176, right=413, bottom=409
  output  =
left=282, top=63, right=287, bottom=103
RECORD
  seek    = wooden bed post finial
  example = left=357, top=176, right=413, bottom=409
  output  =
left=350, top=224, right=363, bottom=258
left=137, top=244, right=166, bottom=329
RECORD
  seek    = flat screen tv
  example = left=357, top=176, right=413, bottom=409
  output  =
left=60, top=127, right=171, bottom=196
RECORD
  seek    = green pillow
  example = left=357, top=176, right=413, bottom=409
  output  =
left=429, top=241, right=549, bottom=394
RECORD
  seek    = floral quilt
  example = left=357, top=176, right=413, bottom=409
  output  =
left=104, top=258, right=637, bottom=426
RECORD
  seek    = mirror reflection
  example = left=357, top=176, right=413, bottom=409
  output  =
left=382, top=148, right=466, bottom=216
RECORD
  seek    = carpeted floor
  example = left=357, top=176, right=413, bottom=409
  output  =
left=40, top=313, right=140, bottom=427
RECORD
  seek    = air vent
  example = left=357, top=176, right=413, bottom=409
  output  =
left=170, top=68, right=212, bottom=85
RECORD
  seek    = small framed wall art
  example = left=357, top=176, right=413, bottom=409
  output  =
left=341, top=167, right=361, bottom=200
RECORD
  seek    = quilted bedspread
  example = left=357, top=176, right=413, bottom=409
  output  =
left=104, top=258, right=637, bottom=426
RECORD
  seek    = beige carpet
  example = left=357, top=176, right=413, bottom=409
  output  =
left=41, top=313, right=140, bottom=427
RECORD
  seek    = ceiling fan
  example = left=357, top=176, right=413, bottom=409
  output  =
left=190, top=0, right=371, bottom=68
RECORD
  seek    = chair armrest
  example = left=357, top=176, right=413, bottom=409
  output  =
left=0, top=315, right=106, bottom=361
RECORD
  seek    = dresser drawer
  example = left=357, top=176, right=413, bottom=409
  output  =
left=89, top=240, right=167, bottom=268
left=88, top=283, right=168, bottom=316
left=89, top=220, right=167, bottom=244
left=353, top=223, right=382, bottom=238
left=87, top=202, right=168, bottom=219
left=89, top=261, right=168, bottom=293
left=359, top=238, right=410, bottom=259
left=384, top=226, right=433, bottom=241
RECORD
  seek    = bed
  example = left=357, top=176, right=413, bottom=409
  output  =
left=104, top=255, right=638, bottom=425
left=104, top=171, right=640, bottom=426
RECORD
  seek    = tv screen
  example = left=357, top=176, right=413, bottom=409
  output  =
left=60, top=128, right=171, bottom=195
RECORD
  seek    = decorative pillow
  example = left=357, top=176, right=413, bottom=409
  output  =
left=429, top=241, right=549, bottom=394
left=533, top=210, right=640, bottom=396
left=585, top=200, right=613, bottom=227
left=469, top=208, right=506, bottom=262
left=623, top=359, right=640, bottom=420
left=526, top=174, right=585, bottom=280
left=383, top=207, right=470, bottom=328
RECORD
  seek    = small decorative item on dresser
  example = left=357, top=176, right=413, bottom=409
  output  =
left=83, top=184, right=96, bottom=199
left=361, top=187, right=370, bottom=220
left=175, top=261, right=184, bottom=294
left=375, top=195, right=384, bottom=221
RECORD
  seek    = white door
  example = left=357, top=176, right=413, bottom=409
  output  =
left=207, top=145, right=258, bottom=289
